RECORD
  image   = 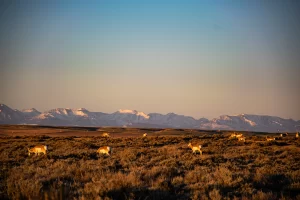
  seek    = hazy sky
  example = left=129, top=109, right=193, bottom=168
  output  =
left=0, top=0, right=300, bottom=120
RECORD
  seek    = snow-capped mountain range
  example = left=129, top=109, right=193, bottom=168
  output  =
left=1, top=103, right=299, bottom=132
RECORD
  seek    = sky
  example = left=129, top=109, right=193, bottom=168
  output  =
left=0, top=0, right=300, bottom=120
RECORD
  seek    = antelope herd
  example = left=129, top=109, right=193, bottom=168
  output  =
left=27, top=131, right=299, bottom=157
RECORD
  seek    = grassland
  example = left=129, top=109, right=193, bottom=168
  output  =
left=0, top=125, right=300, bottom=200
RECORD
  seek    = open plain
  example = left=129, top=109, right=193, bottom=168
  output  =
left=0, top=125, right=300, bottom=200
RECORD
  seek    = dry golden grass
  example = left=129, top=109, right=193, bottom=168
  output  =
left=0, top=125, right=300, bottom=199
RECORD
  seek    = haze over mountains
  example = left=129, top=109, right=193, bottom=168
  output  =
left=1, top=104, right=299, bottom=133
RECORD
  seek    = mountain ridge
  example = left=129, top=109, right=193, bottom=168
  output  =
left=1, top=103, right=299, bottom=132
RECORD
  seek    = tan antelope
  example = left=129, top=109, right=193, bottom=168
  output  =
left=143, top=133, right=147, bottom=138
left=28, top=145, right=47, bottom=156
left=97, top=146, right=112, bottom=156
left=280, top=133, right=288, bottom=137
left=102, top=132, right=110, bottom=138
left=296, top=132, right=299, bottom=138
left=266, top=137, right=276, bottom=141
left=229, top=132, right=237, bottom=138
left=188, top=142, right=202, bottom=155
left=230, top=132, right=243, bottom=139
left=238, top=137, right=246, bottom=142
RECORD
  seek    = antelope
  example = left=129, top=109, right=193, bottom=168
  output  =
left=296, top=132, right=299, bottom=138
left=266, top=137, right=276, bottom=141
left=280, top=133, right=288, bottom=137
left=102, top=132, right=110, bottom=138
left=230, top=132, right=243, bottom=139
left=97, top=146, right=112, bottom=156
left=143, top=133, right=147, bottom=138
left=28, top=145, right=47, bottom=156
left=229, top=133, right=237, bottom=138
left=188, top=142, right=202, bottom=155
left=238, top=137, right=246, bottom=142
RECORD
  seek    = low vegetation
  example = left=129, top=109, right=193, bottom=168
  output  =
left=0, top=126, right=300, bottom=199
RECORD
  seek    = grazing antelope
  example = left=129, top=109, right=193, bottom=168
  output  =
left=143, top=133, right=147, bottom=138
left=229, top=133, right=237, bottom=138
left=238, top=137, right=246, bottom=142
left=230, top=132, right=243, bottom=139
left=97, top=146, right=112, bottom=156
left=296, top=132, right=299, bottom=138
left=188, top=142, right=202, bottom=155
left=102, top=132, right=110, bottom=138
left=266, top=137, right=276, bottom=141
left=280, top=133, right=288, bottom=137
left=28, top=145, right=47, bottom=156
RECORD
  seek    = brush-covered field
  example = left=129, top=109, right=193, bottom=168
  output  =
left=0, top=125, right=300, bottom=200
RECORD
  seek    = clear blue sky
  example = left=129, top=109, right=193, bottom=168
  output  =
left=0, top=0, right=299, bottom=119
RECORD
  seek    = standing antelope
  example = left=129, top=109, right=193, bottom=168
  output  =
left=230, top=132, right=243, bottom=139
left=296, top=132, right=299, bottom=138
left=266, top=137, right=276, bottom=141
left=280, top=133, right=288, bottom=137
left=143, top=133, right=147, bottom=138
left=97, top=146, right=112, bottom=156
left=102, top=132, right=110, bottom=138
left=188, top=142, right=202, bottom=155
left=229, top=133, right=237, bottom=138
left=28, top=145, right=47, bottom=156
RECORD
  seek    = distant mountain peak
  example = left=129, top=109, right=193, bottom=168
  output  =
left=76, top=108, right=88, bottom=111
left=22, top=108, right=39, bottom=113
left=118, top=109, right=150, bottom=119
left=0, top=104, right=8, bottom=108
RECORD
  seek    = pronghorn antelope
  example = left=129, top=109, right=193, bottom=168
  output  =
left=280, top=133, right=288, bottom=137
left=238, top=137, right=246, bottom=142
left=229, top=133, right=237, bottom=138
left=97, top=146, right=112, bottom=156
left=102, top=132, right=110, bottom=138
left=296, top=132, right=299, bottom=138
left=266, top=137, right=276, bottom=141
left=143, top=133, right=147, bottom=138
left=188, top=142, right=202, bottom=155
left=28, top=145, right=47, bottom=156
left=230, top=132, right=243, bottom=139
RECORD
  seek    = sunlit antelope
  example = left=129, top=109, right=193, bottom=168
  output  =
left=102, top=132, right=110, bottom=138
left=280, top=133, right=288, bottom=137
left=296, top=132, right=299, bottom=138
left=143, top=133, right=147, bottom=138
left=188, top=142, right=202, bottom=155
left=28, top=145, right=47, bottom=156
left=230, top=132, right=243, bottom=139
left=97, top=146, right=112, bottom=156
left=238, top=137, right=246, bottom=142
left=229, top=132, right=237, bottom=138
left=266, top=137, right=276, bottom=141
